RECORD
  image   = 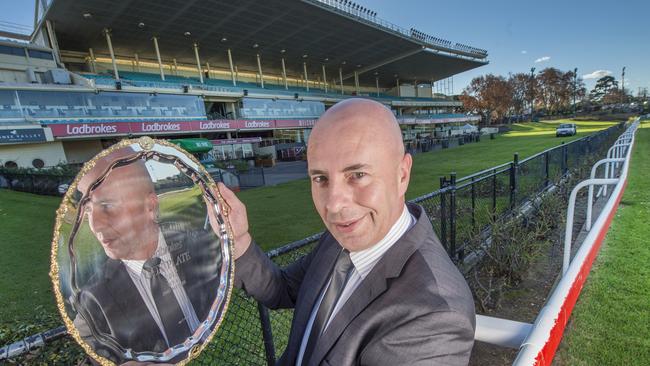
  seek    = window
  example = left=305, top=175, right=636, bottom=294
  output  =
left=0, top=45, right=25, bottom=57
left=27, top=49, right=53, bottom=60
left=3, top=161, right=18, bottom=168
left=32, top=158, right=45, bottom=169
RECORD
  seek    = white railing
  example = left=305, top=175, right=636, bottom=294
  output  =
left=471, top=118, right=640, bottom=357
left=513, top=118, right=639, bottom=365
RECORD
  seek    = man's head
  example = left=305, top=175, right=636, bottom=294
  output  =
left=307, top=98, right=412, bottom=252
left=78, top=147, right=159, bottom=261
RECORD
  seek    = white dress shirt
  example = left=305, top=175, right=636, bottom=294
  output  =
left=296, top=205, right=416, bottom=365
left=122, top=230, right=200, bottom=347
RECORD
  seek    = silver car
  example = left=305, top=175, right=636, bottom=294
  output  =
left=556, top=123, right=577, bottom=137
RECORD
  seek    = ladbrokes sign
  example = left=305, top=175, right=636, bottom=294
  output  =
left=47, top=119, right=319, bottom=138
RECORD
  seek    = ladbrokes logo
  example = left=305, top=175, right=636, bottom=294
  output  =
left=65, top=124, right=118, bottom=135
left=245, top=121, right=271, bottom=128
left=141, top=122, right=181, bottom=132
left=200, top=121, right=231, bottom=129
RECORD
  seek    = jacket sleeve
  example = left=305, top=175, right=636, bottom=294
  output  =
left=360, top=309, right=475, bottom=366
left=234, top=236, right=324, bottom=310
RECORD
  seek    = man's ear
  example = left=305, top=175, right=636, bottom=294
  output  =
left=398, top=153, right=412, bottom=196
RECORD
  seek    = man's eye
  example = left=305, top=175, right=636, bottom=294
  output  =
left=352, top=172, right=366, bottom=180
left=312, top=176, right=327, bottom=184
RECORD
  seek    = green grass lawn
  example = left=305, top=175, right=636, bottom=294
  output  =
left=0, top=119, right=616, bottom=326
left=555, top=121, right=650, bottom=365
left=242, top=119, right=617, bottom=250
left=0, top=190, right=61, bottom=322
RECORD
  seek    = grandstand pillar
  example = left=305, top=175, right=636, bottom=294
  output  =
left=303, top=62, right=309, bottom=92
left=103, top=28, right=120, bottom=81
left=173, top=58, right=178, bottom=75
left=45, top=20, right=62, bottom=67
left=227, top=49, right=236, bottom=86
left=193, top=43, right=204, bottom=84
left=152, top=36, right=165, bottom=81
left=322, top=65, right=328, bottom=93
left=88, top=48, right=97, bottom=73
left=414, top=80, right=418, bottom=97
left=235, top=65, right=239, bottom=83
left=339, top=67, right=344, bottom=95
left=375, top=77, right=380, bottom=97
left=256, top=54, right=264, bottom=88
left=354, top=71, right=360, bottom=94
left=396, top=78, right=400, bottom=97
left=134, top=53, right=141, bottom=72
left=281, top=58, right=288, bottom=90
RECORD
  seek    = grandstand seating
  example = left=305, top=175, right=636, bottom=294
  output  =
left=80, top=71, right=453, bottom=103
left=0, top=89, right=206, bottom=121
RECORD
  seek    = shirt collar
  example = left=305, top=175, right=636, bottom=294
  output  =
left=348, top=204, right=415, bottom=279
left=122, top=230, right=167, bottom=275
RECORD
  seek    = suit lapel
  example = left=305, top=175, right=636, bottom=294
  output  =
left=102, top=260, right=167, bottom=348
left=308, top=204, right=429, bottom=365
left=285, top=236, right=342, bottom=364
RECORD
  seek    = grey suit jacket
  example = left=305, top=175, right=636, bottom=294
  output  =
left=235, top=203, right=475, bottom=366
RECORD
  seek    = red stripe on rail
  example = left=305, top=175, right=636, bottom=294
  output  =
left=534, top=179, right=628, bottom=365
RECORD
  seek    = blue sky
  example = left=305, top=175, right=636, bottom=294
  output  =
left=1, top=0, right=648, bottom=95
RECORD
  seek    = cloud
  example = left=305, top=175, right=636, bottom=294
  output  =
left=534, top=56, right=551, bottom=63
left=521, top=50, right=527, bottom=54
left=583, top=70, right=612, bottom=79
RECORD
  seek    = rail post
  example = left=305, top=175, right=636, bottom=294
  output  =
left=439, top=176, right=448, bottom=252
left=449, top=172, right=458, bottom=262
left=257, top=303, right=276, bottom=366
left=510, top=153, right=519, bottom=209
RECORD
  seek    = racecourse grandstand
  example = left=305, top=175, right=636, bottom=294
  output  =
left=0, top=0, right=488, bottom=169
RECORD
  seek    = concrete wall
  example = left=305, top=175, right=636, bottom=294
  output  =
left=0, top=141, right=67, bottom=168
left=62, top=140, right=104, bottom=164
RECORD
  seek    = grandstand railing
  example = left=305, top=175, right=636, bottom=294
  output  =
left=0, top=122, right=625, bottom=364
left=306, top=0, right=488, bottom=60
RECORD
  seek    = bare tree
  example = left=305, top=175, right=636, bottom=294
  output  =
left=460, top=74, right=513, bottom=125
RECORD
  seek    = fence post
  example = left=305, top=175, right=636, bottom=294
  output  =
left=257, top=302, right=276, bottom=366
left=510, top=153, right=519, bottom=209
left=470, top=176, right=476, bottom=230
left=439, top=176, right=448, bottom=251
left=561, top=142, right=568, bottom=175
left=449, top=172, right=457, bottom=262
left=491, top=169, right=497, bottom=221
left=544, top=151, right=550, bottom=188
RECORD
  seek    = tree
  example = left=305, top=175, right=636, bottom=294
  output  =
left=589, top=76, right=618, bottom=103
left=507, top=73, right=531, bottom=117
left=459, top=74, right=513, bottom=125
left=535, top=68, right=581, bottom=115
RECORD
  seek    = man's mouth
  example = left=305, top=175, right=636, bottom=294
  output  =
left=333, top=216, right=363, bottom=233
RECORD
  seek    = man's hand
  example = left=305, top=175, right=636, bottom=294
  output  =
left=206, top=182, right=252, bottom=260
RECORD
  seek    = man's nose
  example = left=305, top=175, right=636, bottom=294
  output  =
left=325, top=177, right=352, bottom=214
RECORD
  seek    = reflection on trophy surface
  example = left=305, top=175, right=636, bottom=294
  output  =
left=68, top=145, right=224, bottom=363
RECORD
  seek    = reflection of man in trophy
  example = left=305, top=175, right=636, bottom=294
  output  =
left=73, top=147, right=221, bottom=362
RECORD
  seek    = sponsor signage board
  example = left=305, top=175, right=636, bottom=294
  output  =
left=210, top=137, right=263, bottom=145
left=47, top=117, right=482, bottom=138
left=0, top=128, right=47, bottom=144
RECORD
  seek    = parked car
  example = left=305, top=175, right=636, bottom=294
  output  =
left=556, top=123, right=577, bottom=137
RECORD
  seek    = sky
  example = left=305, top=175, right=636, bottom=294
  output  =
left=1, top=0, right=648, bottom=95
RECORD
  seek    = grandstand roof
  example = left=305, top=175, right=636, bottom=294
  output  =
left=44, top=0, right=488, bottom=87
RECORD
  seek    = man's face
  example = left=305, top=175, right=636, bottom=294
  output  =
left=308, top=119, right=411, bottom=252
left=84, top=167, right=157, bottom=260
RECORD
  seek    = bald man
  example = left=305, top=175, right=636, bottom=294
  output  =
left=73, top=147, right=221, bottom=363
left=222, top=98, right=475, bottom=366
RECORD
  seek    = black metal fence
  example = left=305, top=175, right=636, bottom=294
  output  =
left=0, top=123, right=625, bottom=364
